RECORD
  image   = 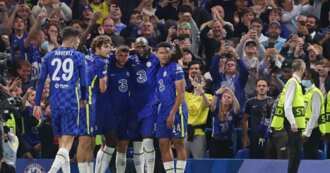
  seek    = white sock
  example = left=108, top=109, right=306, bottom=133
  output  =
left=48, top=148, right=70, bottom=173
left=143, top=138, right=155, bottom=173
left=116, top=152, right=127, bottom=173
left=176, top=160, right=187, bottom=173
left=87, top=162, right=94, bottom=173
left=78, top=162, right=88, bottom=173
left=95, top=145, right=115, bottom=173
left=163, top=161, right=175, bottom=173
left=133, top=142, right=144, bottom=173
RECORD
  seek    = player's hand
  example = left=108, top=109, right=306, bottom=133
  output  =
left=166, top=113, right=175, bottom=129
left=80, top=100, right=87, bottom=108
left=33, top=106, right=42, bottom=120
left=291, top=124, right=298, bottom=133
left=301, top=134, right=308, bottom=143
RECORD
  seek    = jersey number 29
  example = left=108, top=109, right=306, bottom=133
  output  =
left=51, top=58, right=74, bottom=81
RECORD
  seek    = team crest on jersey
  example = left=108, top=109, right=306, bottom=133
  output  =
left=146, top=61, right=152, bottom=68
left=136, top=70, right=147, bottom=83
left=24, top=163, right=45, bottom=173
left=158, top=79, right=165, bottom=92
left=118, top=79, right=128, bottom=93
left=163, top=71, right=167, bottom=77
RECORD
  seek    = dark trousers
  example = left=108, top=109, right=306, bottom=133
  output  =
left=0, top=162, right=15, bottom=173
left=287, top=130, right=302, bottom=173
left=209, top=138, right=233, bottom=158
left=265, top=130, right=288, bottom=159
left=303, top=128, right=321, bottom=159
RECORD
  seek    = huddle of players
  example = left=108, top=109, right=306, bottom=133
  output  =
left=33, top=26, right=187, bottom=173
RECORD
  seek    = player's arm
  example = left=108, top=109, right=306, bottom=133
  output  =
left=98, top=60, right=108, bottom=93
left=79, top=54, right=87, bottom=105
left=167, top=64, right=185, bottom=128
left=303, top=92, right=322, bottom=138
left=167, top=79, right=185, bottom=128
left=34, top=55, right=48, bottom=119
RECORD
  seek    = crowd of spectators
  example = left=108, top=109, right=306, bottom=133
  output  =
left=0, top=0, right=330, bottom=163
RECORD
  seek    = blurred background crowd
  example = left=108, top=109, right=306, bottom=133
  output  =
left=0, top=0, right=330, bottom=167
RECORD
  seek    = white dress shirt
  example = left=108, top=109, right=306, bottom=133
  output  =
left=303, top=85, right=322, bottom=137
left=284, top=73, right=302, bottom=128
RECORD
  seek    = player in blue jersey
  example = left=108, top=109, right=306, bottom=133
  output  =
left=33, top=27, right=86, bottom=173
left=128, top=37, right=159, bottom=173
left=95, top=46, right=131, bottom=173
left=76, top=35, right=112, bottom=173
left=155, top=42, right=188, bottom=173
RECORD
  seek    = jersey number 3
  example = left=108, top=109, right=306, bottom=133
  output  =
left=51, top=58, right=74, bottom=81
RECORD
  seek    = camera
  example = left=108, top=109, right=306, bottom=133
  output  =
left=0, top=91, right=23, bottom=123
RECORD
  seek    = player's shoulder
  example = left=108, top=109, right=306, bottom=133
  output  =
left=173, top=62, right=184, bottom=73
left=73, top=50, right=85, bottom=58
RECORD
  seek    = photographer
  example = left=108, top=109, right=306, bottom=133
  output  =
left=0, top=127, right=18, bottom=173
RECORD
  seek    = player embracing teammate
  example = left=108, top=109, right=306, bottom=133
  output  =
left=35, top=30, right=188, bottom=173
left=95, top=40, right=188, bottom=173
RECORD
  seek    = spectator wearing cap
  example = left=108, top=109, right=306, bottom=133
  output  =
left=100, top=17, right=125, bottom=47
left=109, top=2, right=126, bottom=35
left=279, top=60, right=293, bottom=83
left=262, top=21, right=287, bottom=52
left=32, top=0, right=72, bottom=22
left=262, top=7, right=291, bottom=39
left=176, top=22, right=199, bottom=56
left=177, top=5, right=200, bottom=57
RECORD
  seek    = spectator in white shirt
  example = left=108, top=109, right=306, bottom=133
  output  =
left=277, top=0, right=312, bottom=34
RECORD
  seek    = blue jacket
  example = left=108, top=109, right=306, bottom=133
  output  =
left=210, top=56, right=249, bottom=112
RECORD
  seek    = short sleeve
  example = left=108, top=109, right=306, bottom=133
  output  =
left=175, top=64, right=184, bottom=81
left=96, top=59, right=107, bottom=78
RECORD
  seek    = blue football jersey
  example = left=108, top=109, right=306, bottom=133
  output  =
left=85, top=54, right=108, bottom=105
left=35, top=47, right=87, bottom=110
left=156, top=62, right=187, bottom=118
left=107, top=55, right=131, bottom=113
left=129, top=53, right=159, bottom=115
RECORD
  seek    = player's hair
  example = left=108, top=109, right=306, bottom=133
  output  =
left=292, top=59, right=306, bottom=73
left=61, top=27, right=81, bottom=41
left=91, top=35, right=112, bottom=52
left=116, top=45, right=130, bottom=54
left=156, top=42, right=173, bottom=52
